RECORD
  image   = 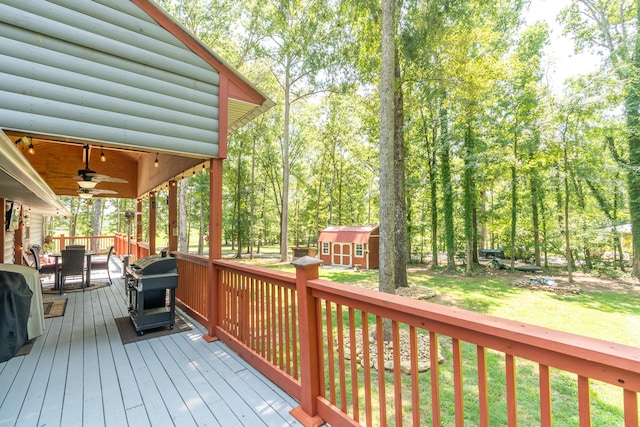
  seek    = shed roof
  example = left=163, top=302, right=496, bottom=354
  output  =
left=318, top=226, right=379, bottom=244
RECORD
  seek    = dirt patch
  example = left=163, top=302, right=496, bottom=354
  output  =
left=551, top=271, right=640, bottom=294
left=341, top=327, right=445, bottom=373
left=408, top=264, right=640, bottom=296
left=508, top=278, right=582, bottom=295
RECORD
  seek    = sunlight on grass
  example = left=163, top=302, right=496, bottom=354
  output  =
left=263, top=261, right=639, bottom=424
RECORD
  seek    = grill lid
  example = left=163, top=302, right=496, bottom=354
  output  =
left=130, top=255, right=177, bottom=275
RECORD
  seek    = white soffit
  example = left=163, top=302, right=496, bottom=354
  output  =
left=0, top=131, right=69, bottom=216
left=0, top=0, right=221, bottom=157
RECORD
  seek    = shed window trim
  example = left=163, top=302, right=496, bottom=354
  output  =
left=322, top=242, right=330, bottom=255
left=355, top=243, right=364, bottom=257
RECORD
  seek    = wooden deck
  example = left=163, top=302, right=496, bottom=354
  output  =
left=0, top=267, right=302, bottom=427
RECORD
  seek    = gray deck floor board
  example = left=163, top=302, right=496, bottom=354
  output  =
left=0, top=271, right=301, bottom=427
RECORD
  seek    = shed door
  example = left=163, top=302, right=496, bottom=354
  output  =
left=332, top=243, right=351, bottom=266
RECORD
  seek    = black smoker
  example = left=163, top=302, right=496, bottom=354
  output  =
left=126, top=255, right=178, bottom=336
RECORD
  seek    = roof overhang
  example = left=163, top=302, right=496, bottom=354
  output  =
left=0, top=0, right=274, bottom=205
left=0, top=130, right=69, bottom=216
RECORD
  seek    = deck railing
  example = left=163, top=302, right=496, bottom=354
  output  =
left=114, top=233, right=150, bottom=261
left=50, top=234, right=114, bottom=254
left=168, top=255, right=640, bottom=427
left=174, top=252, right=209, bottom=327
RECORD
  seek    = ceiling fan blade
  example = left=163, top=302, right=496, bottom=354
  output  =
left=77, top=188, right=118, bottom=195
left=90, top=174, right=128, bottom=184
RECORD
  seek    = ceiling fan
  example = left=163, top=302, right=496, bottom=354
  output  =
left=75, top=144, right=128, bottom=189
left=77, top=188, right=118, bottom=199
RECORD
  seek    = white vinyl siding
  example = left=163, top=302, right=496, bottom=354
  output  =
left=0, top=0, right=221, bottom=157
left=27, top=212, right=44, bottom=249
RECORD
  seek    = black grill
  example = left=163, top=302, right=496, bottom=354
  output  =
left=126, top=255, right=178, bottom=335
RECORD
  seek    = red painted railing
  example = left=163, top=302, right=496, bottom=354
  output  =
left=174, top=253, right=209, bottom=327
left=51, top=234, right=114, bottom=254
left=114, top=233, right=150, bottom=260
left=174, top=257, right=639, bottom=427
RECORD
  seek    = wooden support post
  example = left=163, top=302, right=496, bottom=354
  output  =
left=168, top=180, right=178, bottom=252
left=136, top=198, right=143, bottom=259
left=290, top=256, right=324, bottom=427
left=204, top=158, right=223, bottom=342
left=149, top=192, right=157, bottom=255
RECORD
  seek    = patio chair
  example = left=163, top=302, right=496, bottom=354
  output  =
left=65, top=245, right=85, bottom=250
left=90, top=246, right=114, bottom=285
left=59, top=248, right=85, bottom=294
left=30, top=245, right=60, bottom=289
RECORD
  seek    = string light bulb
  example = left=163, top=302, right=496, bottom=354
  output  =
left=154, top=153, right=159, bottom=167
left=100, top=148, right=106, bottom=162
left=28, top=142, right=35, bottom=155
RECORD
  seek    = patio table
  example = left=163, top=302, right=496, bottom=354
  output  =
left=49, top=252, right=95, bottom=290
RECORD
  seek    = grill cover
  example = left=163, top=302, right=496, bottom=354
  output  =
left=0, top=271, right=32, bottom=362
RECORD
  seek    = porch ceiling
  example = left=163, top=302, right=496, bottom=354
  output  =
left=0, top=0, right=274, bottom=211
left=3, top=130, right=206, bottom=200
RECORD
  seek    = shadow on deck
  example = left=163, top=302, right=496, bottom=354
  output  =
left=0, top=263, right=301, bottom=427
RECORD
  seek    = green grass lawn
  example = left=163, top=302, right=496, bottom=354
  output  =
left=269, top=262, right=640, bottom=347
left=265, top=262, right=640, bottom=425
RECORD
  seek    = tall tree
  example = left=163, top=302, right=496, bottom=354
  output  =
left=380, top=0, right=396, bottom=299
left=254, top=0, right=342, bottom=262
left=562, top=0, right=640, bottom=275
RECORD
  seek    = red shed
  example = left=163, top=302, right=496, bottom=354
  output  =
left=317, top=225, right=379, bottom=269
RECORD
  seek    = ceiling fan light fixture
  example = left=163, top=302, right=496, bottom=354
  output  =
left=78, top=191, right=92, bottom=199
left=78, top=180, right=98, bottom=189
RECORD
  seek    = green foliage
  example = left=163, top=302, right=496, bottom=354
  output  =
left=51, top=1, right=633, bottom=268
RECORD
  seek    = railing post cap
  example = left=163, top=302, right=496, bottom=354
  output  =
left=291, top=256, right=322, bottom=268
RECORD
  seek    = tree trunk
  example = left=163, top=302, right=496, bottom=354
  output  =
left=613, top=184, right=626, bottom=271
left=198, top=193, right=205, bottom=255
left=510, top=135, right=517, bottom=270
left=627, top=84, right=640, bottom=276
left=429, top=144, right=439, bottom=268
left=541, top=197, right=549, bottom=268
left=530, top=131, right=542, bottom=267
left=280, top=60, right=291, bottom=262
left=379, top=0, right=396, bottom=341
left=440, top=100, right=455, bottom=272
left=236, top=143, right=243, bottom=259
left=91, top=198, right=102, bottom=253
left=249, top=133, right=256, bottom=260
left=393, top=56, right=408, bottom=288
left=563, top=136, right=573, bottom=283
left=429, top=124, right=438, bottom=269
left=178, top=180, right=188, bottom=253
left=463, top=122, right=475, bottom=275
left=420, top=107, right=439, bottom=269
left=530, top=173, right=541, bottom=267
